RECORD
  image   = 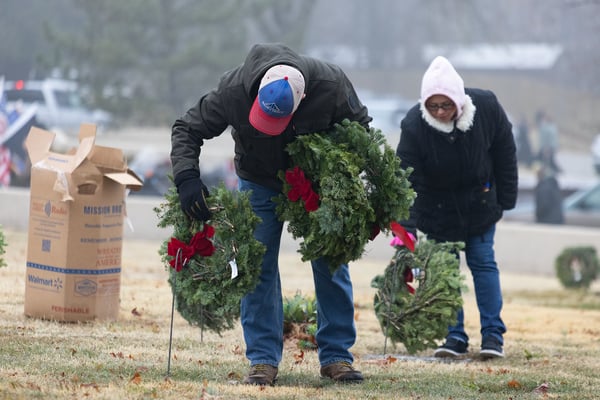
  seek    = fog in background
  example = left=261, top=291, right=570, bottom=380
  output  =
left=1, top=0, right=599, bottom=149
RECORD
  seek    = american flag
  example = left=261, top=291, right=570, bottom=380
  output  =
left=0, top=77, right=11, bottom=186
left=0, top=77, right=38, bottom=187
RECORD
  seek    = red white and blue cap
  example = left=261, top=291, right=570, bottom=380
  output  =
left=249, top=65, right=305, bottom=135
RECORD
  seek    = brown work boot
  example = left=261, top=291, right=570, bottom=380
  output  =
left=320, top=361, right=363, bottom=383
left=242, top=364, right=278, bottom=386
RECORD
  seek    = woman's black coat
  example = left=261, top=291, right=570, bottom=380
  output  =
left=396, top=88, right=518, bottom=242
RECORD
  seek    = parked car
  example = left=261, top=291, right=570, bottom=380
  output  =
left=3, top=78, right=113, bottom=135
left=128, top=147, right=237, bottom=197
left=560, top=181, right=600, bottom=226
left=127, top=147, right=173, bottom=197
left=503, top=182, right=600, bottom=227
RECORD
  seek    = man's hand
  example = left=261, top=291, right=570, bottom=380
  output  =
left=174, top=170, right=211, bottom=222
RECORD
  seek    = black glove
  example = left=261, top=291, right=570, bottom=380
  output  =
left=174, top=169, right=211, bottom=221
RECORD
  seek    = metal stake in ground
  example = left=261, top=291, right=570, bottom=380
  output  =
left=383, top=261, right=400, bottom=355
left=166, top=248, right=184, bottom=378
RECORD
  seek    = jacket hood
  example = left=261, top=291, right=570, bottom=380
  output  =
left=420, top=56, right=466, bottom=120
left=420, top=94, right=476, bottom=133
left=242, top=43, right=309, bottom=98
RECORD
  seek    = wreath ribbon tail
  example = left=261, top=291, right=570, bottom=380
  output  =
left=390, top=221, right=415, bottom=252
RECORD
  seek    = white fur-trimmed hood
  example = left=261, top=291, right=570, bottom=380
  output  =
left=420, top=94, right=476, bottom=133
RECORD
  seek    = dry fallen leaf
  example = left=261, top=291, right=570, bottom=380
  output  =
left=227, top=371, right=241, bottom=379
left=507, top=379, right=522, bottom=389
left=130, top=372, right=142, bottom=385
left=293, top=350, right=305, bottom=364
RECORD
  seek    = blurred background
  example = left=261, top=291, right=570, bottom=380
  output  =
left=1, top=0, right=600, bottom=226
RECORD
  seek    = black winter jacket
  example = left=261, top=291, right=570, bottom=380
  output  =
left=171, top=43, right=370, bottom=191
left=396, top=88, right=518, bottom=242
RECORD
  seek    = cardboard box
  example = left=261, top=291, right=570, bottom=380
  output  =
left=24, top=124, right=143, bottom=321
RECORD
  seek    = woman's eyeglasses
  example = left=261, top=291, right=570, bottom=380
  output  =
left=426, top=102, right=455, bottom=112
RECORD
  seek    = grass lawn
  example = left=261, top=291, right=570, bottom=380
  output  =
left=1, top=229, right=600, bottom=399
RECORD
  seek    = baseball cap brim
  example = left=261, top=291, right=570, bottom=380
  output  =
left=249, top=96, right=293, bottom=136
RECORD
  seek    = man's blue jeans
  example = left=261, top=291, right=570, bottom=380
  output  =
left=447, top=224, right=506, bottom=345
left=238, top=178, right=357, bottom=367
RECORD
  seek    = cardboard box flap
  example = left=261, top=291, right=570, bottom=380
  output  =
left=88, top=145, right=127, bottom=172
left=105, top=172, right=144, bottom=190
left=71, top=159, right=103, bottom=194
left=25, top=127, right=53, bottom=165
left=78, top=123, right=98, bottom=141
left=127, top=168, right=143, bottom=184
left=26, top=126, right=95, bottom=172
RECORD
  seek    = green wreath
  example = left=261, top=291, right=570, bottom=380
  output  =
left=555, top=246, right=599, bottom=289
left=371, top=239, right=466, bottom=354
left=274, top=119, right=415, bottom=269
left=155, top=183, right=266, bottom=334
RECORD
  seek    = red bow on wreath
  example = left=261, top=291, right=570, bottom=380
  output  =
left=285, top=166, right=320, bottom=212
left=390, top=221, right=415, bottom=252
left=390, top=221, right=416, bottom=294
left=167, top=224, right=216, bottom=271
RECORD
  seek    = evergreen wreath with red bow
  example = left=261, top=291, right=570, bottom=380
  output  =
left=274, top=119, right=416, bottom=270
left=371, top=237, right=466, bottom=354
left=155, top=183, right=266, bottom=334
